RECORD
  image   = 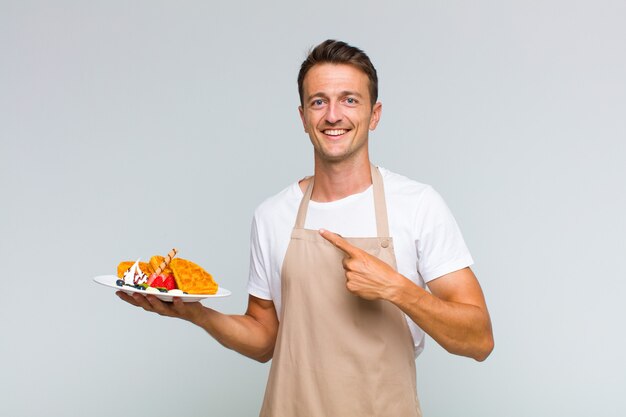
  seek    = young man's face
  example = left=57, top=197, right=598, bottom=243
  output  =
left=299, top=63, right=381, bottom=164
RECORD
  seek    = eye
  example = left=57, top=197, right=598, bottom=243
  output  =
left=345, top=97, right=358, bottom=105
left=311, top=99, right=325, bottom=107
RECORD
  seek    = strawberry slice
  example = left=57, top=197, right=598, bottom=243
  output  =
left=147, top=274, right=158, bottom=286
left=150, top=275, right=165, bottom=288
left=163, top=274, right=177, bottom=291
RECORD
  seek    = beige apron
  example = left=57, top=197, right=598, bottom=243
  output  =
left=260, top=166, right=422, bottom=417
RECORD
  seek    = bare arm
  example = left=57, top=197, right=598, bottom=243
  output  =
left=320, top=229, right=494, bottom=361
left=387, top=267, right=493, bottom=361
left=116, top=292, right=279, bottom=363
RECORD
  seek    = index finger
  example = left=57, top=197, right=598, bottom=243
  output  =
left=319, top=229, right=360, bottom=256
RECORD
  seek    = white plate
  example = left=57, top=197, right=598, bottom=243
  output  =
left=93, top=275, right=231, bottom=303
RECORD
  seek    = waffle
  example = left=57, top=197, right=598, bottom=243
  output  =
left=170, top=258, right=218, bottom=294
left=117, top=261, right=154, bottom=278
left=149, top=255, right=174, bottom=277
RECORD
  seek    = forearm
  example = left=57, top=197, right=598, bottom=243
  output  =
left=385, top=274, right=494, bottom=361
left=189, top=307, right=276, bottom=362
left=117, top=291, right=278, bottom=363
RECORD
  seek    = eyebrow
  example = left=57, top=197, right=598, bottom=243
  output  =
left=306, top=90, right=364, bottom=102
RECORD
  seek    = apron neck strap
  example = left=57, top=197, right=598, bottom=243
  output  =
left=295, top=164, right=390, bottom=238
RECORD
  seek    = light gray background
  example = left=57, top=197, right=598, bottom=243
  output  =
left=1, top=1, right=625, bottom=416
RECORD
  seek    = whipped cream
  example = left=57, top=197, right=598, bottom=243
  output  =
left=123, top=259, right=149, bottom=285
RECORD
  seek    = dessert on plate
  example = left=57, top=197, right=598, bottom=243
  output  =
left=117, top=248, right=218, bottom=295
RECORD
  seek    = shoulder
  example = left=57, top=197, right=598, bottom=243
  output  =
left=253, top=180, right=303, bottom=227
left=378, top=166, right=455, bottom=229
left=378, top=166, right=437, bottom=203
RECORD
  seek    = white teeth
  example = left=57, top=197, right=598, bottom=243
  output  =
left=324, top=129, right=347, bottom=136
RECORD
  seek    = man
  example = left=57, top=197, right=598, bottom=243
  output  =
left=118, top=39, right=494, bottom=416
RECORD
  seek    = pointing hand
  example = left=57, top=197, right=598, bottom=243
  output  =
left=319, top=229, right=404, bottom=300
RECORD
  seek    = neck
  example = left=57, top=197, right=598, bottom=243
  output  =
left=310, top=154, right=372, bottom=202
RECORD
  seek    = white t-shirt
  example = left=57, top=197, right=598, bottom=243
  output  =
left=247, top=166, right=473, bottom=357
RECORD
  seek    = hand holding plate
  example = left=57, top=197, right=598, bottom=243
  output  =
left=116, top=290, right=204, bottom=322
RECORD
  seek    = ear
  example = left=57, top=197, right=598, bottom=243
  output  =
left=369, top=102, right=382, bottom=130
left=298, top=105, right=308, bottom=133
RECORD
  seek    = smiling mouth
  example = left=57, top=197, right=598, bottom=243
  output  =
left=323, top=129, right=349, bottom=137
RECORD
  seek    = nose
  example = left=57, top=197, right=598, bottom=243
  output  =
left=325, top=101, right=342, bottom=124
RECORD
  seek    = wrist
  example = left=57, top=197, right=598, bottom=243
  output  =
left=382, top=272, right=408, bottom=303
left=185, top=303, right=209, bottom=326
left=384, top=273, right=424, bottom=306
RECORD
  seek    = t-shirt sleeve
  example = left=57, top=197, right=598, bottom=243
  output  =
left=415, top=186, right=474, bottom=282
left=246, top=215, right=273, bottom=300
